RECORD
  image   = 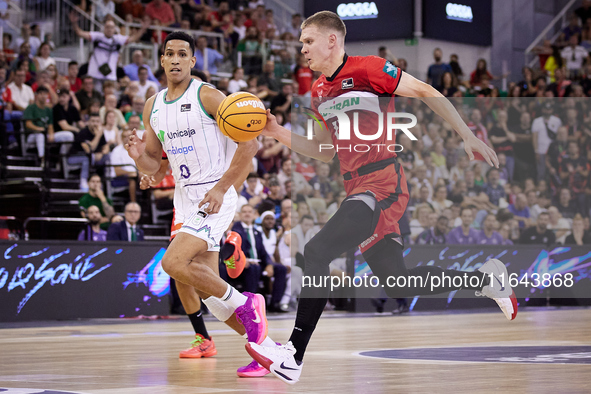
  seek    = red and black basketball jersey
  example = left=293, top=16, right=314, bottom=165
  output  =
left=311, top=54, right=402, bottom=176
left=311, top=55, right=409, bottom=252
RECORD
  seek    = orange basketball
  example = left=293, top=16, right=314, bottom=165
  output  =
left=216, top=92, right=267, bottom=142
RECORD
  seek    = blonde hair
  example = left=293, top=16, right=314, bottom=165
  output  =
left=301, top=11, right=346, bottom=37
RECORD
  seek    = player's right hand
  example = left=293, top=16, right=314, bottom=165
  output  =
left=464, top=135, right=499, bottom=168
left=261, top=109, right=279, bottom=138
left=125, top=128, right=146, bottom=160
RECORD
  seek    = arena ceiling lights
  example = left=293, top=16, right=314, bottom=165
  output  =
left=423, top=0, right=491, bottom=46
left=305, top=0, right=414, bottom=41
left=336, top=2, right=379, bottom=20
left=445, top=3, right=473, bottom=23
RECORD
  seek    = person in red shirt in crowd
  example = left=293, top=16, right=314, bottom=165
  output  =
left=2, top=84, right=12, bottom=109
left=559, top=141, right=590, bottom=211
left=2, top=33, right=15, bottom=62
left=467, top=108, right=493, bottom=165
left=294, top=152, right=316, bottom=181
left=208, top=1, right=232, bottom=28
left=246, top=5, right=264, bottom=29
left=469, top=58, right=493, bottom=88
left=532, top=39, right=552, bottom=69
left=488, top=108, right=515, bottom=182
left=243, top=9, right=254, bottom=28
left=293, top=54, right=313, bottom=95
left=145, top=0, right=177, bottom=27
left=149, top=155, right=176, bottom=225
left=120, top=0, right=145, bottom=22
left=0, top=67, right=12, bottom=107
left=547, top=68, right=572, bottom=98
left=66, top=61, right=82, bottom=93
left=261, top=9, right=277, bottom=33
left=31, top=70, right=58, bottom=106
left=16, top=58, right=35, bottom=85
left=0, top=66, right=19, bottom=147
left=256, top=135, right=288, bottom=174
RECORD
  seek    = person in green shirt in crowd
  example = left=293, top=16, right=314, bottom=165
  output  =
left=79, top=173, right=123, bottom=230
left=24, top=86, right=74, bottom=166
left=123, top=94, right=145, bottom=130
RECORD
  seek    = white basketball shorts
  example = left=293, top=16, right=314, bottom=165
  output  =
left=173, top=182, right=237, bottom=252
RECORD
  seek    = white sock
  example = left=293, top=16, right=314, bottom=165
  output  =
left=244, top=334, right=277, bottom=348
left=261, top=336, right=278, bottom=348
left=221, top=284, right=248, bottom=310
left=202, top=296, right=235, bottom=322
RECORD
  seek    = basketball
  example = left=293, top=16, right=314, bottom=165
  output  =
left=216, top=92, right=267, bottom=142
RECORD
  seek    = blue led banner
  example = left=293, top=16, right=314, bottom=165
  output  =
left=2, top=242, right=590, bottom=322
left=0, top=241, right=170, bottom=322
left=352, top=245, right=591, bottom=302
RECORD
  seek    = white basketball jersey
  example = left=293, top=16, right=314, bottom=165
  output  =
left=150, top=79, right=237, bottom=186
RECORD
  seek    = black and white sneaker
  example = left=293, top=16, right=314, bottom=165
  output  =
left=477, top=259, right=518, bottom=320
left=245, top=341, right=302, bottom=385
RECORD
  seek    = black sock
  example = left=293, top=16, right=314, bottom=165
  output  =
left=288, top=295, right=326, bottom=363
left=289, top=323, right=315, bottom=363
left=188, top=310, right=209, bottom=339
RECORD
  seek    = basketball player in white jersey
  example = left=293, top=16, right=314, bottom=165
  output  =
left=141, top=151, right=274, bottom=376
left=125, top=31, right=279, bottom=367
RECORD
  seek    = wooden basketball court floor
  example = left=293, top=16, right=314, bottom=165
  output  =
left=0, top=308, right=590, bottom=393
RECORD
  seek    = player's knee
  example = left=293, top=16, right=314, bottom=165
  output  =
left=161, top=252, right=184, bottom=278
left=161, top=253, right=175, bottom=276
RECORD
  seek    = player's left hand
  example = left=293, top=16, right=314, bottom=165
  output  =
left=125, top=128, right=146, bottom=160
left=464, top=135, right=499, bottom=168
left=199, top=185, right=225, bottom=214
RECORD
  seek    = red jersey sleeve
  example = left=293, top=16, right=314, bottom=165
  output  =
left=2, top=87, right=12, bottom=104
left=365, top=57, right=402, bottom=95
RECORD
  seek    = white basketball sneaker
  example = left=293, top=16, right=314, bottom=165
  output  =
left=477, top=259, right=518, bottom=320
left=245, top=341, right=302, bottom=385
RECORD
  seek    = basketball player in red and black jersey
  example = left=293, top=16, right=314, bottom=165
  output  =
left=246, top=11, right=518, bottom=384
